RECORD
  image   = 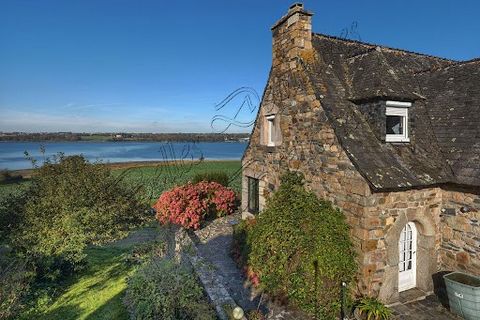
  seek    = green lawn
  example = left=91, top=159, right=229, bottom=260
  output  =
left=25, top=225, right=160, bottom=320
left=39, top=247, right=131, bottom=320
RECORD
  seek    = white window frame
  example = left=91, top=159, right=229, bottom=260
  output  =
left=266, top=114, right=275, bottom=146
left=385, top=101, right=411, bottom=143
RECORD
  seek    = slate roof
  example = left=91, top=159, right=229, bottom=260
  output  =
left=301, top=33, right=479, bottom=190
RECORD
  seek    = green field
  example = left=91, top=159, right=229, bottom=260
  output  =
left=0, top=160, right=242, bottom=203
left=115, top=160, right=242, bottom=201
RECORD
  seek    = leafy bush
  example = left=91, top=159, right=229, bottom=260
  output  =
left=154, top=181, right=237, bottom=230
left=247, top=172, right=357, bottom=319
left=0, top=189, right=28, bottom=244
left=0, top=254, right=34, bottom=319
left=192, top=170, right=230, bottom=186
left=231, top=219, right=261, bottom=287
left=355, top=297, right=392, bottom=320
left=1, top=155, right=149, bottom=278
left=124, top=259, right=216, bottom=320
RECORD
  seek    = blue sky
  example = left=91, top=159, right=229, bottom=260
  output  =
left=1, top=0, right=479, bottom=133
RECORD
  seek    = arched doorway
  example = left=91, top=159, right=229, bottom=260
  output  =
left=379, top=212, right=436, bottom=303
left=398, top=222, right=417, bottom=292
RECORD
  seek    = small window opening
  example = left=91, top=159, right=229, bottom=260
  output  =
left=385, top=101, right=411, bottom=142
left=266, top=115, right=275, bottom=146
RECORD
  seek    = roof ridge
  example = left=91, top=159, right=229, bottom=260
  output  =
left=414, top=57, right=480, bottom=75
left=455, top=57, right=480, bottom=65
left=313, top=33, right=457, bottom=63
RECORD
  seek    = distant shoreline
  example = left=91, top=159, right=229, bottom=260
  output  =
left=0, top=132, right=250, bottom=143
left=10, top=159, right=241, bottom=178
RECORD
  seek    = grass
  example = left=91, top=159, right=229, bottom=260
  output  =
left=0, top=160, right=242, bottom=203
left=39, top=247, right=131, bottom=320
left=116, top=160, right=242, bottom=200
left=24, top=225, right=160, bottom=320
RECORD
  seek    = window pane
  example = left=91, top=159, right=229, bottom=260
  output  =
left=268, top=119, right=274, bottom=145
left=386, top=115, right=403, bottom=134
left=248, top=177, right=259, bottom=214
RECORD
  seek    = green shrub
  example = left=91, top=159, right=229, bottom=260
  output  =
left=355, top=297, right=392, bottom=320
left=1, top=154, right=149, bottom=278
left=247, top=171, right=357, bottom=319
left=124, top=259, right=216, bottom=320
left=192, top=170, right=229, bottom=186
left=0, top=254, right=34, bottom=319
left=0, top=189, right=28, bottom=243
left=231, top=219, right=255, bottom=269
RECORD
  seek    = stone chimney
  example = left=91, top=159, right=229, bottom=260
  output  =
left=271, top=3, right=313, bottom=68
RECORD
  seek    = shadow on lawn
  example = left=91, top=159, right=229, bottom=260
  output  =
left=41, top=303, right=84, bottom=320
left=42, top=290, right=128, bottom=320
left=39, top=248, right=130, bottom=320
left=85, top=290, right=128, bottom=320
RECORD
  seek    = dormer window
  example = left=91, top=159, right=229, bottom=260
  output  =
left=266, top=114, right=276, bottom=146
left=385, top=101, right=411, bottom=143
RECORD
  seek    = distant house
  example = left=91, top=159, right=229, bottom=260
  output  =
left=242, top=3, right=480, bottom=303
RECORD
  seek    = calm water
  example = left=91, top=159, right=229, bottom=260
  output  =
left=0, top=141, right=247, bottom=170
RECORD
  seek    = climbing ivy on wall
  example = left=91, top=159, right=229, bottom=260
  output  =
left=247, top=171, right=357, bottom=319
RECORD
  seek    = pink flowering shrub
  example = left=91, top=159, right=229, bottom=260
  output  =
left=153, top=181, right=237, bottom=230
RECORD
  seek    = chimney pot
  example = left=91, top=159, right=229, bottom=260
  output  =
left=289, top=3, right=304, bottom=11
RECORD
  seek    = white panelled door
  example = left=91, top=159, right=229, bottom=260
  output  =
left=398, top=222, right=417, bottom=292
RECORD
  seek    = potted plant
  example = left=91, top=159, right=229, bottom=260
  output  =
left=353, top=296, right=392, bottom=320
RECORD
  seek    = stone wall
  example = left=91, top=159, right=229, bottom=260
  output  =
left=367, top=188, right=442, bottom=302
left=439, top=187, right=480, bottom=274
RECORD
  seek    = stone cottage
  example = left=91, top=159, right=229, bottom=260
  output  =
left=242, top=3, right=480, bottom=303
